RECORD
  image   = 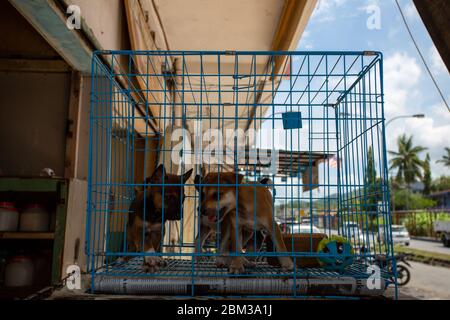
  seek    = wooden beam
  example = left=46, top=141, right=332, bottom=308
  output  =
left=273, top=0, right=307, bottom=52
left=8, top=0, right=93, bottom=73
left=413, top=0, right=450, bottom=73
left=0, top=59, right=70, bottom=73
left=124, top=0, right=164, bottom=133
left=271, top=0, right=317, bottom=72
left=62, top=179, right=87, bottom=273
left=64, top=71, right=83, bottom=179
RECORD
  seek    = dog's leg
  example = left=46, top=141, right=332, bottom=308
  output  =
left=151, top=229, right=167, bottom=267
left=142, top=223, right=165, bottom=273
left=229, top=216, right=245, bottom=274
left=215, top=221, right=231, bottom=268
left=265, top=219, right=294, bottom=272
left=194, top=226, right=213, bottom=262
left=241, top=229, right=257, bottom=268
left=117, top=218, right=141, bottom=264
left=121, top=241, right=136, bottom=263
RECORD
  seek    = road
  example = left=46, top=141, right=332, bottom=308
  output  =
left=399, top=261, right=450, bottom=300
left=408, top=239, right=450, bottom=255
left=329, top=228, right=450, bottom=255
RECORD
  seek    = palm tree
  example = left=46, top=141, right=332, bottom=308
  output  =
left=388, top=134, right=427, bottom=186
left=436, top=147, right=450, bottom=167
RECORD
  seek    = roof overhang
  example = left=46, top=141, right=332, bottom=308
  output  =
left=135, top=0, right=317, bottom=135
left=413, top=0, right=450, bottom=73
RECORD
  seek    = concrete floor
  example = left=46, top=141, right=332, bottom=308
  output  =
left=399, top=261, right=450, bottom=300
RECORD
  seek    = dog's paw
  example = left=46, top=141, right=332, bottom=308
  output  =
left=229, top=258, right=245, bottom=274
left=143, top=256, right=165, bottom=273
left=158, top=258, right=168, bottom=267
left=243, top=257, right=257, bottom=268
left=215, top=256, right=230, bottom=268
left=279, top=257, right=294, bottom=272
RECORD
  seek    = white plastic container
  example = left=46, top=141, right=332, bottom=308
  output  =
left=19, top=204, right=49, bottom=232
left=0, top=202, right=19, bottom=232
left=4, top=255, right=34, bottom=287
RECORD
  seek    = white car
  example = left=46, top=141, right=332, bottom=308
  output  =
left=390, top=225, right=411, bottom=246
left=292, top=224, right=323, bottom=234
left=342, top=222, right=367, bottom=244
left=378, top=225, right=410, bottom=246
left=283, top=223, right=323, bottom=234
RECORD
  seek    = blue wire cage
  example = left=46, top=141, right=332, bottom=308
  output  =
left=87, top=50, right=397, bottom=298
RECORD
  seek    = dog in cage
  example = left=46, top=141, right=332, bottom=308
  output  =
left=194, top=171, right=294, bottom=274
left=125, top=164, right=193, bottom=272
left=194, top=173, right=270, bottom=268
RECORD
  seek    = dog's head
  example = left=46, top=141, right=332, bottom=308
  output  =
left=194, top=171, right=244, bottom=226
left=145, top=164, right=193, bottom=221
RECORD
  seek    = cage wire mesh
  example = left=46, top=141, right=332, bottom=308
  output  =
left=87, top=51, right=396, bottom=297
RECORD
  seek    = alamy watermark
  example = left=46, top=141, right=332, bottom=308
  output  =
left=366, top=264, right=382, bottom=290
left=169, top=121, right=282, bottom=174
left=366, top=4, right=382, bottom=30
left=66, top=265, right=81, bottom=290
left=66, top=5, right=81, bottom=30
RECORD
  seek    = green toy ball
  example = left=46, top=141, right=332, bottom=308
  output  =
left=317, top=235, right=354, bottom=273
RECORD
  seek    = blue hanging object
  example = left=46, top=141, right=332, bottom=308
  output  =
left=317, top=236, right=354, bottom=273
left=282, top=112, right=302, bottom=130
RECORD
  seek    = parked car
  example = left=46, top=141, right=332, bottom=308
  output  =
left=378, top=225, right=410, bottom=246
left=292, top=224, right=323, bottom=234
left=434, top=220, right=450, bottom=247
left=342, top=222, right=367, bottom=244
left=281, top=223, right=323, bottom=234
left=391, top=225, right=411, bottom=246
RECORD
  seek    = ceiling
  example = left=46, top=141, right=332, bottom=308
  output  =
left=153, top=0, right=285, bottom=51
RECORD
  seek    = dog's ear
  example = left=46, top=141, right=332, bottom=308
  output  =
left=182, top=168, right=193, bottom=183
left=148, top=164, right=166, bottom=183
left=259, top=177, right=272, bottom=185
left=194, top=174, right=202, bottom=192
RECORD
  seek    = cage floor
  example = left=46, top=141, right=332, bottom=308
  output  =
left=92, top=258, right=391, bottom=297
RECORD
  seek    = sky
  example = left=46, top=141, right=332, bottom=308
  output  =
left=296, top=0, right=450, bottom=178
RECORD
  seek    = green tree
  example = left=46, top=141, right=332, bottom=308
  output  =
left=423, top=153, right=432, bottom=195
left=431, top=176, right=450, bottom=192
left=364, top=146, right=378, bottom=216
left=391, top=189, right=436, bottom=211
left=388, top=134, right=427, bottom=186
left=436, top=147, right=450, bottom=167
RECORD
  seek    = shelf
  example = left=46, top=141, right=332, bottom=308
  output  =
left=0, top=176, right=68, bottom=285
left=0, top=232, right=54, bottom=240
left=0, top=177, right=66, bottom=193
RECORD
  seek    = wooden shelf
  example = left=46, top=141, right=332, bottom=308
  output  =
left=0, top=232, right=54, bottom=240
left=0, top=176, right=68, bottom=285
left=0, top=177, right=66, bottom=193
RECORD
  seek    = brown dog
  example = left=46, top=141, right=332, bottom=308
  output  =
left=197, top=172, right=294, bottom=274
left=126, top=164, right=192, bottom=272
left=194, top=174, right=269, bottom=268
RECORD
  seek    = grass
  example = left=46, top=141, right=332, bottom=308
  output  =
left=395, top=245, right=450, bottom=266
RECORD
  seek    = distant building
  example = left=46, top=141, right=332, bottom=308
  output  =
left=429, top=189, right=450, bottom=210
